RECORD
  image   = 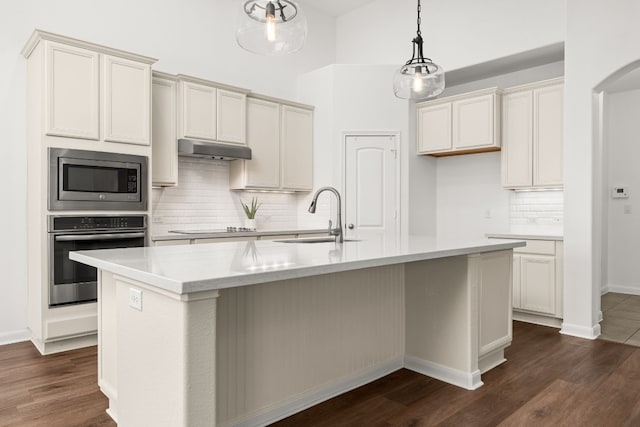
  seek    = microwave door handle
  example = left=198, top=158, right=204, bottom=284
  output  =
left=55, top=232, right=146, bottom=242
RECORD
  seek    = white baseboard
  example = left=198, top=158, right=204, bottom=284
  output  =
left=404, top=355, right=483, bottom=391
left=513, top=311, right=562, bottom=328
left=604, top=284, right=640, bottom=296
left=225, top=357, right=404, bottom=427
left=560, top=322, right=601, bottom=340
left=0, top=328, right=31, bottom=346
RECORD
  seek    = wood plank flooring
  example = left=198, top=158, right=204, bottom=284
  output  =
left=2, top=321, right=640, bottom=426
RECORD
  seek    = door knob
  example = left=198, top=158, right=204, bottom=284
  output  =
left=348, top=224, right=354, bottom=229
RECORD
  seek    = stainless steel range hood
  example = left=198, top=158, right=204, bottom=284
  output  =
left=178, top=139, right=252, bottom=160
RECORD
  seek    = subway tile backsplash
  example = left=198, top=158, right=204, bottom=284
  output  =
left=152, top=158, right=301, bottom=234
left=509, top=190, right=564, bottom=234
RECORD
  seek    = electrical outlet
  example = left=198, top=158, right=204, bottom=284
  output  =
left=129, top=288, right=142, bottom=311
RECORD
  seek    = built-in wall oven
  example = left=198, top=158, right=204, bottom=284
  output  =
left=49, top=215, right=147, bottom=306
left=49, top=148, right=147, bottom=211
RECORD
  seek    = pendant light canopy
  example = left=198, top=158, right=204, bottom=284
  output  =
left=236, top=0, right=307, bottom=56
left=393, top=0, right=445, bottom=100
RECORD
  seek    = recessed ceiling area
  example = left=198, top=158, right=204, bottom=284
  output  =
left=605, top=67, right=640, bottom=93
left=298, top=0, right=377, bottom=17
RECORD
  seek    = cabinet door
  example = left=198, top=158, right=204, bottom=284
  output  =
left=45, top=41, right=99, bottom=140
left=217, top=90, right=246, bottom=144
left=417, top=103, right=451, bottom=153
left=103, top=55, right=151, bottom=145
left=180, top=82, right=217, bottom=141
left=521, top=255, right=556, bottom=315
left=281, top=105, right=313, bottom=190
left=533, top=84, right=563, bottom=187
left=152, top=77, right=178, bottom=186
left=244, top=98, right=280, bottom=188
left=501, top=91, right=533, bottom=188
left=512, top=254, right=522, bottom=309
left=452, top=94, right=496, bottom=150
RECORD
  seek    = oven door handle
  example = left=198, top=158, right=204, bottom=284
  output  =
left=54, top=232, right=146, bottom=242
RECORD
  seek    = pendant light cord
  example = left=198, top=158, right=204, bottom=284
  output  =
left=417, top=0, right=422, bottom=36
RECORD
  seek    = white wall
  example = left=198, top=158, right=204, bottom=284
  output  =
left=562, top=0, right=640, bottom=339
left=335, top=0, right=565, bottom=71
left=436, top=152, right=509, bottom=239
left=0, top=0, right=337, bottom=341
left=604, top=89, right=640, bottom=295
left=297, top=64, right=417, bottom=236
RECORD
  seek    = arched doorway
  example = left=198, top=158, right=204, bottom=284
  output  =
left=594, top=59, right=640, bottom=344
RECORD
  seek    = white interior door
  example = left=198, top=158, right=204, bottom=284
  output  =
left=345, top=134, right=399, bottom=242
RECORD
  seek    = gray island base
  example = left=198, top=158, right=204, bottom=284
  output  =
left=70, top=236, right=524, bottom=426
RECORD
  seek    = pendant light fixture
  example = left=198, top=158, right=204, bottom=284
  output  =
left=236, top=0, right=307, bottom=56
left=393, top=0, right=445, bottom=100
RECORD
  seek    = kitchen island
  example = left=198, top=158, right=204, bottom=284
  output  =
left=70, top=236, right=524, bottom=427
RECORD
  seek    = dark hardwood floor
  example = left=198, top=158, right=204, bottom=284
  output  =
left=2, top=322, right=640, bottom=426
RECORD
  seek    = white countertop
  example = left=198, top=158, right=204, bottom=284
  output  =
left=152, top=228, right=327, bottom=241
left=70, top=236, right=525, bottom=295
left=486, top=233, right=563, bottom=241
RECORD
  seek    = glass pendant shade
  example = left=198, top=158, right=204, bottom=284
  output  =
left=393, top=0, right=445, bottom=100
left=393, top=62, right=445, bottom=100
left=236, top=0, right=307, bottom=56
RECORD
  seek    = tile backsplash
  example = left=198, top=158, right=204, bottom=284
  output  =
left=509, top=190, right=564, bottom=234
left=152, top=158, right=301, bottom=234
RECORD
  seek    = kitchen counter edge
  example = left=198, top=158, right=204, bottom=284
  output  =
left=486, top=233, right=563, bottom=241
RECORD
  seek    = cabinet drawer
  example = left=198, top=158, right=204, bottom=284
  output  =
left=514, top=240, right=555, bottom=255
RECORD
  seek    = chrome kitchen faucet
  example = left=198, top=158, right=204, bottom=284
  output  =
left=308, top=187, right=344, bottom=243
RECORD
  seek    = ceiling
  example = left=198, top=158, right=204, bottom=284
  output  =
left=298, top=0, right=377, bottom=17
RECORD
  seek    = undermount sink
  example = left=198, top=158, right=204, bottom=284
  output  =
left=275, top=237, right=361, bottom=244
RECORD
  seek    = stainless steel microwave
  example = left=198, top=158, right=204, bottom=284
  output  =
left=48, top=148, right=147, bottom=211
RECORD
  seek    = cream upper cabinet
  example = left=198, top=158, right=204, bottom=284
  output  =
left=501, top=91, right=533, bottom=187
left=417, top=103, right=451, bottom=153
left=45, top=41, right=100, bottom=140
left=453, top=94, right=497, bottom=150
left=230, top=96, right=313, bottom=192
left=177, top=76, right=248, bottom=145
left=231, top=97, right=280, bottom=189
left=281, top=105, right=313, bottom=191
left=152, top=73, right=178, bottom=187
left=217, top=89, right=247, bottom=144
left=416, top=87, right=501, bottom=157
left=533, top=84, right=564, bottom=187
left=501, top=78, right=564, bottom=189
left=179, top=81, right=217, bottom=142
left=28, top=33, right=155, bottom=145
left=103, top=55, right=151, bottom=145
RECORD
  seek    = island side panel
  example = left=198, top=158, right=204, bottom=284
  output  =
left=215, top=264, right=405, bottom=427
left=404, top=255, right=482, bottom=390
left=98, top=271, right=118, bottom=420
left=114, top=276, right=220, bottom=427
left=477, top=250, right=513, bottom=373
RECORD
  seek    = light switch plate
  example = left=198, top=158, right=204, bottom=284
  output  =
left=129, top=288, right=142, bottom=311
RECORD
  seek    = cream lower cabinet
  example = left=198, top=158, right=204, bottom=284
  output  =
left=177, top=75, right=248, bottom=145
left=28, top=34, right=154, bottom=145
left=230, top=95, right=313, bottom=191
left=417, top=87, right=501, bottom=156
left=511, top=240, right=563, bottom=320
left=151, top=72, right=178, bottom=186
left=502, top=78, right=564, bottom=189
